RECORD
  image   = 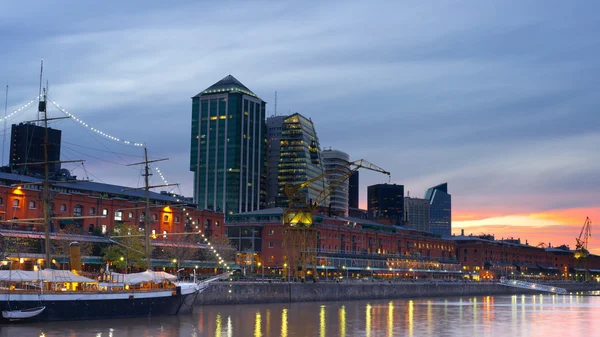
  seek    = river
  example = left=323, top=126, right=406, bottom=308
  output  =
left=2, top=294, right=599, bottom=337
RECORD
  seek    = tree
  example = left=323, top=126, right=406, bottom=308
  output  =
left=52, top=225, right=93, bottom=270
left=102, top=222, right=148, bottom=271
left=209, top=235, right=237, bottom=264
left=155, top=233, right=200, bottom=268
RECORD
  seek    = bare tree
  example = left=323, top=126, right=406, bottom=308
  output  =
left=209, top=235, right=237, bottom=264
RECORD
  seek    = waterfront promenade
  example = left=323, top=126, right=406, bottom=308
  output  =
left=197, top=279, right=600, bottom=305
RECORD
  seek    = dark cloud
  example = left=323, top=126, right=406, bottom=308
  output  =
left=0, top=1, right=598, bottom=213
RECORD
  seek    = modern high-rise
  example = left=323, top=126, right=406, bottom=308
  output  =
left=403, top=197, right=430, bottom=232
left=190, top=75, right=266, bottom=214
left=276, top=113, right=327, bottom=208
left=348, top=171, right=359, bottom=209
left=425, top=183, right=451, bottom=237
left=10, top=123, right=62, bottom=176
left=367, top=184, right=404, bottom=224
left=322, top=149, right=350, bottom=217
left=265, top=115, right=286, bottom=208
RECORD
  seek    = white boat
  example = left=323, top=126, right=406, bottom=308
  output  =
left=2, top=306, right=46, bottom=320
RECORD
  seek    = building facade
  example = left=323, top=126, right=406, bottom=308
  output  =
left=367, top=184, right=404, bottom=224
left=403, top=197, right=430, bottom=232
left=190, top=75, right=266, bottom=214
left=322, top=149, right=350, bottom=217
left=226, top=208, right=460, bottom=278
left=276, top=113, right=327, bottom=208
left=10, top=123, right=62, bottom=176
left=425, top=183, right=451, bottom=237
left=265, top=115, right=287, bottom=208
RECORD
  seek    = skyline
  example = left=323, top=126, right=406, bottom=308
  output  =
left=0, top=1, right=598, bottom=252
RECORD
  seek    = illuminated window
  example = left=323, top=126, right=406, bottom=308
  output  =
left=163, top=215, right=169, bottom=222
left=60, top=204, right=67, bottom=212
left=210, top=116, right=217, bottom=120
left=29, top=201, right=36, bottom=209
left=102, top=208, right=108, bottom=216
left=215, top=221, right=220, bottom=227
left=114, top=211, right=123, bottom=221
left=269, top=229, right=275, bottom=235
left=102, top=225, right=107, bottom=234
left=163, top=230, right=167, bottom=238
left=128, top=212, right=134, bottom=219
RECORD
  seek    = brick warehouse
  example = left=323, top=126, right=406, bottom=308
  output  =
left=0, top=171, right=225, bottom=269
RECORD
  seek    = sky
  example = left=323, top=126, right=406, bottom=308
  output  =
left=0, top=1, right=598, bottom=251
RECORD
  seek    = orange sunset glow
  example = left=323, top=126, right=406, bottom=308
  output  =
left=453, top=207, right=599, bottom=254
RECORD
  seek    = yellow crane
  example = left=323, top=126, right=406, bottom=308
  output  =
left=282, top=159, right=390, bottom=279
left=574, top=217, right=592, bottom=281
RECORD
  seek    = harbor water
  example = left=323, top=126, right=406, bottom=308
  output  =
left=2, top=294, right=599, bottom=336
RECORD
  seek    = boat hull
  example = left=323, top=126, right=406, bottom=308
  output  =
left=0, top=286, right=200, bottom=323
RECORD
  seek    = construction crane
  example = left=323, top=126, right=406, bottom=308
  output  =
left=282, top=159, right=390, bottom=279
left=574, top=217, right=592, bottom=281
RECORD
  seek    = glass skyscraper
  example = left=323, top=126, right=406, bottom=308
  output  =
left=190, top=75, right=266, bottom=214
left=425, top=183, right=451, bottom=237
left=275, top=113, right=327, bottom=208
left=367, top=183, right=404, bottom=224
left=322, top=149, right=350, bottom=217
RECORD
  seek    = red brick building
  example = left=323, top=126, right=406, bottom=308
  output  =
left=451, top=234, right=600, bottom=281
left=226, top=208, right=460, bottom=278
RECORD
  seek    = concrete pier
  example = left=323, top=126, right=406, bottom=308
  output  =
left=197, top=281, right=600, bottom=305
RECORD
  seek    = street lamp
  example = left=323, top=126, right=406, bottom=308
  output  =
left=258, top=262, right=264, bottom=280
left=343, top=265, right=349, bottom=280
left=367, top=266, right=371, bottom=280
left=284, top=263, right=289, bottom=282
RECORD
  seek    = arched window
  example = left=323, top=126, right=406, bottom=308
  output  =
left=89, top=207, right=96, bottom=215
left=88, top=224, right=94, bottom=233
left=29, top=201, right=36, bottom=209
left=60, top=204, right=67, bottom=212
left=12, top=199, right=20, bottom=208
left=152, top=214, right=158, bottom=221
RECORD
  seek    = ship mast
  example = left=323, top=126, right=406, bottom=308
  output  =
left=127, top=147, right=175, bottom=270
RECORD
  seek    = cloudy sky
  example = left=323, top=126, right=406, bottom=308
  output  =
left=1, top=1, right=598, bottom=251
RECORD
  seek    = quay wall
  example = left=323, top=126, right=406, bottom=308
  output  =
left=197, top=282, right=600, bottom=305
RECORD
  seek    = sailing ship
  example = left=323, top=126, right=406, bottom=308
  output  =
left=0, top=67, right=226, bottom=322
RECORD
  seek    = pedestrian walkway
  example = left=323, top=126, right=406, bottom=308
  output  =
left=498, top=277, right=567, bottom=294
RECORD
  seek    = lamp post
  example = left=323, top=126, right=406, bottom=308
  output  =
left=258, top=262, right=264, bottom=281
left=389, top=267, right=393, bottom=281
left=367, top=266, right=371, bottom=281
left=343, top=265, right=349, bottom=281
left=284, top=263, right=288, bottom=282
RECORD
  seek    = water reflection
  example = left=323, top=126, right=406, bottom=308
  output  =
left=6, top=295, right=600, bottom=337
left=339, top=305, right=346, bottom=337
left=365, top=303, right=372, bottom=337
left=254, top=312, right=261, bottom=337
left=281, top=308, right=288, bottom=337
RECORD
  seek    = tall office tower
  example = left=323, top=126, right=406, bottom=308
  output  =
left=265, top=115, right=287, bottom=208
left=403, top=197, right=430, bottom=232
left=367, top=183, right=404, bottom=224
left=348, top=171, right=359, bottom=209
left=10, top=123, right=62, bottom=176
left=322, top=149, right=350, bottom=217
left=425, top=183, right=452, bottom=237
left=190, top=75, right=266, bottom=214
left=276, top=113, right=327, bottom=208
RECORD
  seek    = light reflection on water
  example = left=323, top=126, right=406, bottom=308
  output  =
left=2, top=295, right=600, bottom=337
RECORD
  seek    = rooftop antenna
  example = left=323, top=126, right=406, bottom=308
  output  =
left=2, top=84, right=7, bottom=167
left=274, top=90, right=278, bottom=116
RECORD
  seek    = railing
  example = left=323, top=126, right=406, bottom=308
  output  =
left=498, top=277, right=567, bottom=294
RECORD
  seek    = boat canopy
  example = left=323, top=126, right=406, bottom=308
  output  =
left=0, top=269, right=95, bottom=283
left=111, top=270, right=177, bottom=285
